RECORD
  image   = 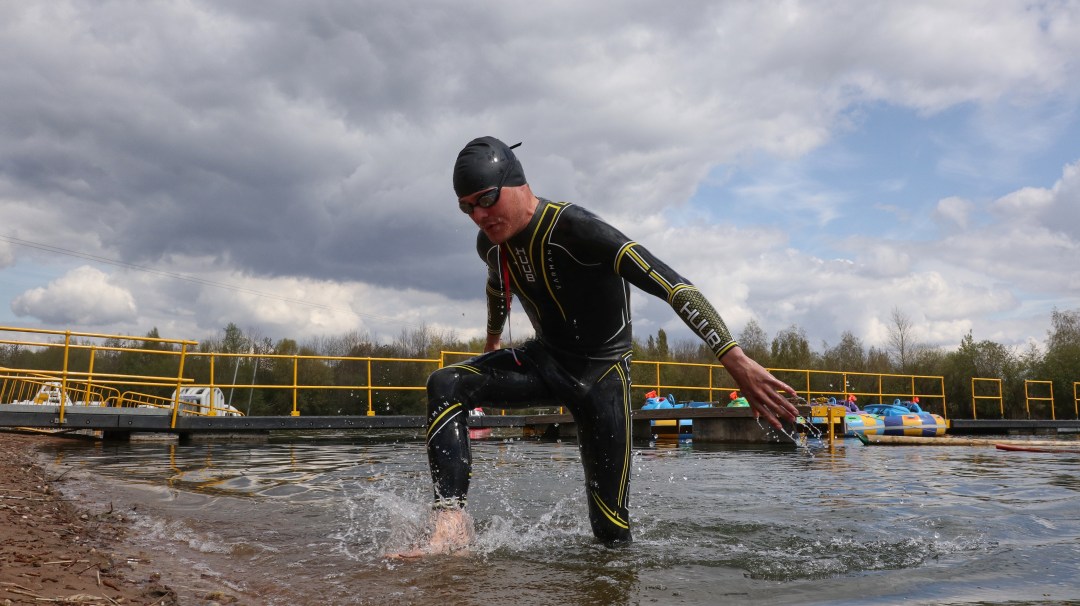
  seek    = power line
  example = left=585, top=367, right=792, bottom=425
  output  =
left=0, top=233, right=418, bottom=328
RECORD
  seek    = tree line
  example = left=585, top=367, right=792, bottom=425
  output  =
left=3, top=307, right=1078, bottom=419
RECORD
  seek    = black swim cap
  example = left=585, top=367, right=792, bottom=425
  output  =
left=453, top=136, right=526, bottom=198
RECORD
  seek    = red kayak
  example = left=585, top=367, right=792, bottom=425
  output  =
left=995, top=443, right=1080, bottom=454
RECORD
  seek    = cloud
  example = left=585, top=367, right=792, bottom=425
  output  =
left=1, top=1, right=1078, bottom=351
left=933, top=196, right=975, bottom=230
left=0, top=240, right=12, bottom=269
left=1029, top=159, right=1080, bottom=240
left=11, top=266, right=136, bottom=325
left=973, top=160, right=1080, bottom=289
left=5, top=2, right=1076, bottom=285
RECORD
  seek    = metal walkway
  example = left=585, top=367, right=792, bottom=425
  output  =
left=0, top=403, right=827, bottom=443
left=4, top=403, right=1077, bottom=442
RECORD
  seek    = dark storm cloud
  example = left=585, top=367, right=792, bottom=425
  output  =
left=3, top=1, right=1080, bottom=347
left=0, top=1, right=516, bottom=298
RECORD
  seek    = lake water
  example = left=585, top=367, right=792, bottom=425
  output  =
left=35, top=432, right=1080, bottom=605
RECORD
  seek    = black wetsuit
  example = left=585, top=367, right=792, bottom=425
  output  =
left=426, top=199, right=737, bottom=544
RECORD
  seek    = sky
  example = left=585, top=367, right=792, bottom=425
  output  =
left=2, top=1, right=1079, bottom=355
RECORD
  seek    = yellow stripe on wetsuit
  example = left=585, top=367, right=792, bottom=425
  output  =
left=427, top=364, right=482, bottom=441
left=427, top=401, right=462, bottom=442
left=591, top=490, right=629, bottom=530
left=614, top=242, right=686, bottom=300
left=593, top=352, right=633, bottom=517
left=504, top=201, right=570, bottom=323
left=532, top=203, right=568, bottom=320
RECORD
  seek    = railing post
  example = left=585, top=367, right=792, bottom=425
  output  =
left=86, top=347, right=96, bottom=406
left=1024, top=381, right=1030, bottom=419
left=1051, top=382, right=1057, bottom=421
left=827, top=405, right=835, bottom=451
left=937, top=376, right=947, bottom=420
left=291, top=356, right=300, bottom=416
left=170, top=342, right=189, bottom=429
left=57, top=331, right=71, bottom=425
left=970, top=377, right=978, bottom=420
left=708, top=366, right=714, bottom=402
left=1074, top=381, right=1079, bottom=420
left=998, top=379, right=1005, bottom=418
left=209, top=354, right=217, bottom=413
left=1074, top=381, right=1079, bottom=419
left=366, top=359, right=375, bottom=416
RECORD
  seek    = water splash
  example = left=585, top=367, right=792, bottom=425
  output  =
left=333, top=479, right=430, bottom=560
left=754, top=415, right=827, bottom=455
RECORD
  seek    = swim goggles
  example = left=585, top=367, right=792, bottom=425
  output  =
left=458, top=143, right=521, bottom=215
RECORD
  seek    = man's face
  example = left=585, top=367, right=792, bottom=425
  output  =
left=458, top=184, right=531, bottom=244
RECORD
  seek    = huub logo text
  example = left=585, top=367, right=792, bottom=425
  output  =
left=678, top=301, right=724, bottom=349
left=514, top=247, right=536, bottom=282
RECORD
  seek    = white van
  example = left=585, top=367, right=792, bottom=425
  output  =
left=171, top=387, right=244, bottom=416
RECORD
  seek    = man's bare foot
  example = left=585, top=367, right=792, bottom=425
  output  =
left=385, top=508, right=475, bottom=559
left=429, top=508, right=475, bottom=552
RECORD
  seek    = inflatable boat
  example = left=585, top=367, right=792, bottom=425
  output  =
left=815, top=397, right=944, bottom=437
left=861, top=399, right=946, bottom=437
left=641, top=392, right=713, bottom=439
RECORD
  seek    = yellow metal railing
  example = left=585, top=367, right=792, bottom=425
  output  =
left=632, top=360, right=725, bottom=402
left=2, top=325, right=442, bottom=425
left=1, top=326, right=197, bottom=426
left=0, top=333, right=950, bottom=422
left=630, top=361, right=948, bottom=418
left=971, top=377, right=1004, bottom=419
left=440, top=351, right=477, bottom=367
left=5, top=325, right=1080, bottom=425
left=1075, top=382, right=1080, bottom=419
left=1024, top=380, right=1055, bottom=420
left=1, top=370, right=57, bottom=404
left=1, top=367, right=178, bottom=407
left=182, top=351, right=440, bottom=417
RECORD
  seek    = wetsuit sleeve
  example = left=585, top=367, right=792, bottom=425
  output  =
left=615, top=242, right=739, bottom=359
left=565, top=208, right=738, bottom=359
left=477, top=235, right=507, bottom=337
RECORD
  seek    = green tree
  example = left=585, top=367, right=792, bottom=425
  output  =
left=656, top=328, right=670, bottom=360
left=115, top=328, right=177, bottom=395
left=942, top=331, right=1020, bottom=418
left=821, top=331, right=866, bottom=372
left=1041, top=308, right=1080, bottom=419
left=738, top=319, right=770, bottom=367
left=771, top=324, right=813, bottom=370
left=865, top=346, right=892, bottom=373
left=221, top=323, right=247, bottom=354
left=257, top=338, right=299, bottom=415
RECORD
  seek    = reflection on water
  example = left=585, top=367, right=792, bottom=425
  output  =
left=39, top=435, right=1080, bottom=605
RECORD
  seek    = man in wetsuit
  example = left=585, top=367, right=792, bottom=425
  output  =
left=420, top=136, right=800, bottom=553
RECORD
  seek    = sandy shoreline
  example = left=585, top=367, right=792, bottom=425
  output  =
left=0, top=431, right=250, bottom=605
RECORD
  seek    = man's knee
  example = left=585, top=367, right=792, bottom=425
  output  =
left=427, top=366, right=468, bottom=403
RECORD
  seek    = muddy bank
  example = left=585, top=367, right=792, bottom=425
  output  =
left=0, top=431, right=249, bottom=605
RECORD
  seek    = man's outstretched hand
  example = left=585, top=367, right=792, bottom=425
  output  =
left=719, top=347, right=801, bottom=430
